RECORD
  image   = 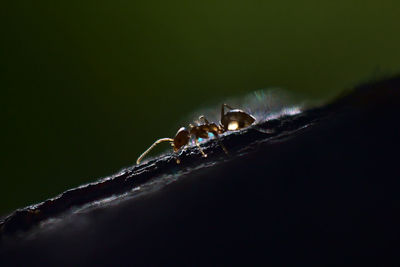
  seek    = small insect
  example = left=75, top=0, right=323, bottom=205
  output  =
left=136, top=104, right=256, bottom=164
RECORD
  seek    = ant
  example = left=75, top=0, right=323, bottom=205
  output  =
left=136, top=104, right=256, bottom=164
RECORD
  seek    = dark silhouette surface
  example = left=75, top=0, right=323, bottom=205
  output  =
left=1, top=76, right=400, bottom=265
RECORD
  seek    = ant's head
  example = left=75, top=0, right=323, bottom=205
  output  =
left=173, top=127, right=190, bottom=152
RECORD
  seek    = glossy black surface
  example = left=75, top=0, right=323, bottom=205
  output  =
left=2, top=76, right=400, bottom=265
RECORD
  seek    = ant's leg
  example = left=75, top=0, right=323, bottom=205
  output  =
left=198, top=115, right=209, bottom=124
left=174, top=152, right=181, bottom=164
left=173, top=144, right=188, bottom=164
left=195, top=138, right=207, bottom=158
left=212, top=131, right=229, bottom=155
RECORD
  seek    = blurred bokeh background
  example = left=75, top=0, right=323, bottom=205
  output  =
left=2, top=0, right=400, bottom=216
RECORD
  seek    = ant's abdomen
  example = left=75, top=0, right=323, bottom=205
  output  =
left=221, top=110, right=256, bottom=131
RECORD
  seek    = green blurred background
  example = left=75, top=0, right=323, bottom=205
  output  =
left=1, top=0, right=400, bottom=216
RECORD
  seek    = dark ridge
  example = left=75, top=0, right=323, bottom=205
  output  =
left=0, top=100, right=322, bottom=236
left=1, top=75, right=400, bottom=265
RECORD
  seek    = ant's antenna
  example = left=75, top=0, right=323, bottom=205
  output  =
left=136, top=138, right=174, bottom=164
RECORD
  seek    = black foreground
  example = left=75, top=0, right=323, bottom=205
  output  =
left=1, top=76, right=400, bottom=265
